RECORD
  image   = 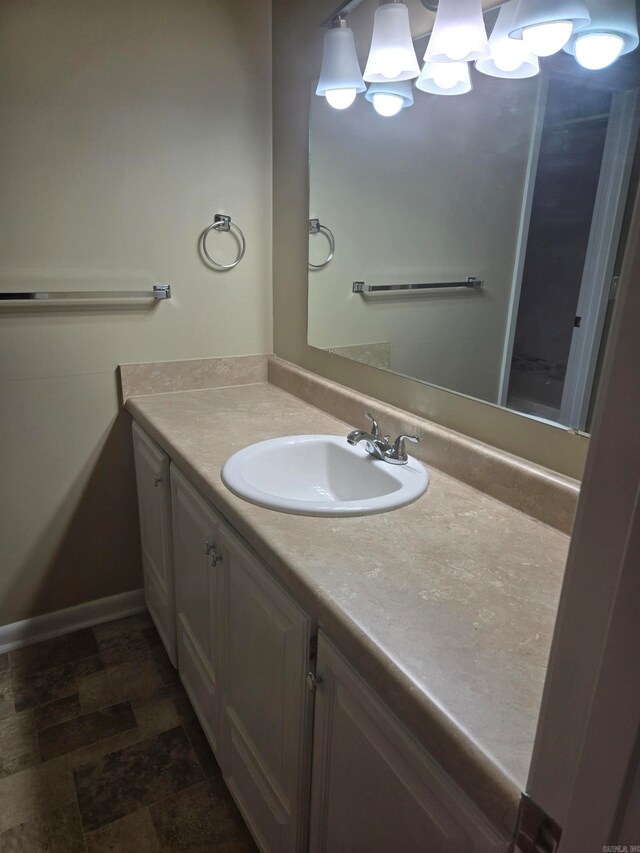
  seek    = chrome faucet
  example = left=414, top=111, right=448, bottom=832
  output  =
left=385, top=433, right=420, bottom=465
left=347, top=412, right=390, bottom=460
left=347, top=412, right=419, bottom=465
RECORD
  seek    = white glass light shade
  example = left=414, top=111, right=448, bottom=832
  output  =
left=424, top=0, right=489, bottom=63
left=415, top=61, right=472, bottom=96
left=372, top=93, right=404, bottom=115
left=316, top=24, right=366, bottom=107
left=563, top=0, right=639, bottom=69
left=574, top=33, right=624, bottom=69
left=325, top=89, right=358, bottom=109
left=522, top=21, right=574, bottom=56
left=509, top=0, right=591, bottom=56
left=363, top=3, right=420, bottom=83
left=476, top=1, right=540, bottom=79
left=365, top=80, right=414, bottom=116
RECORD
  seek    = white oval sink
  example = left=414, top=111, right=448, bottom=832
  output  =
left=221, top=434, right=429, bottom=517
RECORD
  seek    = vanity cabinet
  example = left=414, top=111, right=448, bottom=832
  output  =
left=218, top=522, right=313, bottom=853
left=170, top=465, right=223, bottom=756
left=131, top=422, right=177, bottom=666
left=132, top=424, right=511, bottom=853
left=309, top=634, right=509, bottom=853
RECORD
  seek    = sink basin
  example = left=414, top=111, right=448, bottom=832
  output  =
left=221, top=434, right=429, bottom=517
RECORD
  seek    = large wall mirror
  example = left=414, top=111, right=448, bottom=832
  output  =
left=307, top=0, right=640, bottom=434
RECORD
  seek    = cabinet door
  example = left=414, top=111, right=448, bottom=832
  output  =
left=309, top=634, right=510, bottom=853
left=219, top=522, right=313, bottom=853
left=131, top=422, right=176, bottom=666
left=171, top=465, right=223, bottom=757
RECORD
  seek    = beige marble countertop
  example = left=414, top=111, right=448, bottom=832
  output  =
left=126, top=382, right=569, bottom=836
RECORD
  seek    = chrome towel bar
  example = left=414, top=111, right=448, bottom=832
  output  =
left=0, top=284, right=172, bottom=301
left=352, top=277, right=483, bottom=294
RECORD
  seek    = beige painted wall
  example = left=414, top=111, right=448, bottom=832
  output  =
left=0, top=0, right=272, bottom=626
left=308, top=73, right=538, bottom=402
left=272, top=0, right=590, bottom=479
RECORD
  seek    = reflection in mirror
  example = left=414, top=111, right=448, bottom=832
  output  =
left=308, top=1, right=640, bottom=434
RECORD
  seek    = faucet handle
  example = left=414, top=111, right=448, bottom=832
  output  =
left=365, top=412, right=381, bottom=439
left=386, top=434, right=420, bottom=464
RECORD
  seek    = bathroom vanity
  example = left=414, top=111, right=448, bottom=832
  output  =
left=126, top=360, right=573, bottom=853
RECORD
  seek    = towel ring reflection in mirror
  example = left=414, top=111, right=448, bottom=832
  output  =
left=200, top=214, right=246, bottom=271
left=308, top=219, right=335, bottom=270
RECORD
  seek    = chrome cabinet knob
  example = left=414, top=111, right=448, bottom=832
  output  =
left=153, top=473, right=162, bottom=487
left=204, top=540, right=221, bottom=567
left=306, top=671, right=323, bottom=693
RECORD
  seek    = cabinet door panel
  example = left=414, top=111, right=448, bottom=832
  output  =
left=310, top=635, right=509, bottom=853
left=171, top=465, right=222, bottom=755
left=220, top=524, right=312, bottom=853
left=131, top=422, right=176, bottom=665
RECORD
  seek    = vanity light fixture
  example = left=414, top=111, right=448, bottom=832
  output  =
left=316, top=17, right=366, bottom=110
left=365, top=80, right=414, bottom=115
left=423, top=0, right=489, bottom=63
left=415, top=60, right=472, bottom=95
left=363, top=1, right=420, bottom=83
left=509, top=0, right=591, bottom=57
left=475, top=0, right=540, bottom=79
left=563, top=0, right=639, bottom=70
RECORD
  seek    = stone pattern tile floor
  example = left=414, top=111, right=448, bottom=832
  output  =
left=0, top=612, right=258, bottom=851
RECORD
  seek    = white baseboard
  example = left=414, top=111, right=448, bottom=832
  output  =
left=0, top=589, right=146, bottom=655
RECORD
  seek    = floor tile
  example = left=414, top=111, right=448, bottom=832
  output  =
left=0, top=756, right=75, bottom=834
left=0, top=668, right=14, bottom=720
left=77, top=658, right=168, bottom=711
left=11, top=664, right=77, bottom=713
left=150, top=780, right=258, bottom=852
left=69, top=728, right=143, bottom=770
left=92, top=613, right=155, bottom=643
left=73, top=654, right=105, bottom=679
left=74, top=725, right=205, bottom=832
left=149, top=643, right=178, bottom=685
left=1, top=614, right=256, bottom=849
left=129, top=678, right=186, bottom=711
left=38, top=701, right=136, bottom=762
left=0, top=801, right=85, bottom=852
left=85, top=807, right=161, bottom=853
left=9, top=629, right=99, bottom=677
left=0, top=711, right=40, bottom=779
left=142, top=625, right=163, bottom=648
left=93, top=612, right=174, bottom=677
left=34, top=694, right=83, bottom=732
left=183, top=718, right=220, bottom=780
left=133, top=684, right=219, bottom=779
left=134, top=697, right=184, bottom=741
left=96, top=630, right=154, bottom=667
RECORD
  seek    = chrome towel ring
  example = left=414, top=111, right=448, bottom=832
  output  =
left=308, top=219, right=335, bottom=270
left=200, top=214, right=246, bottom=271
